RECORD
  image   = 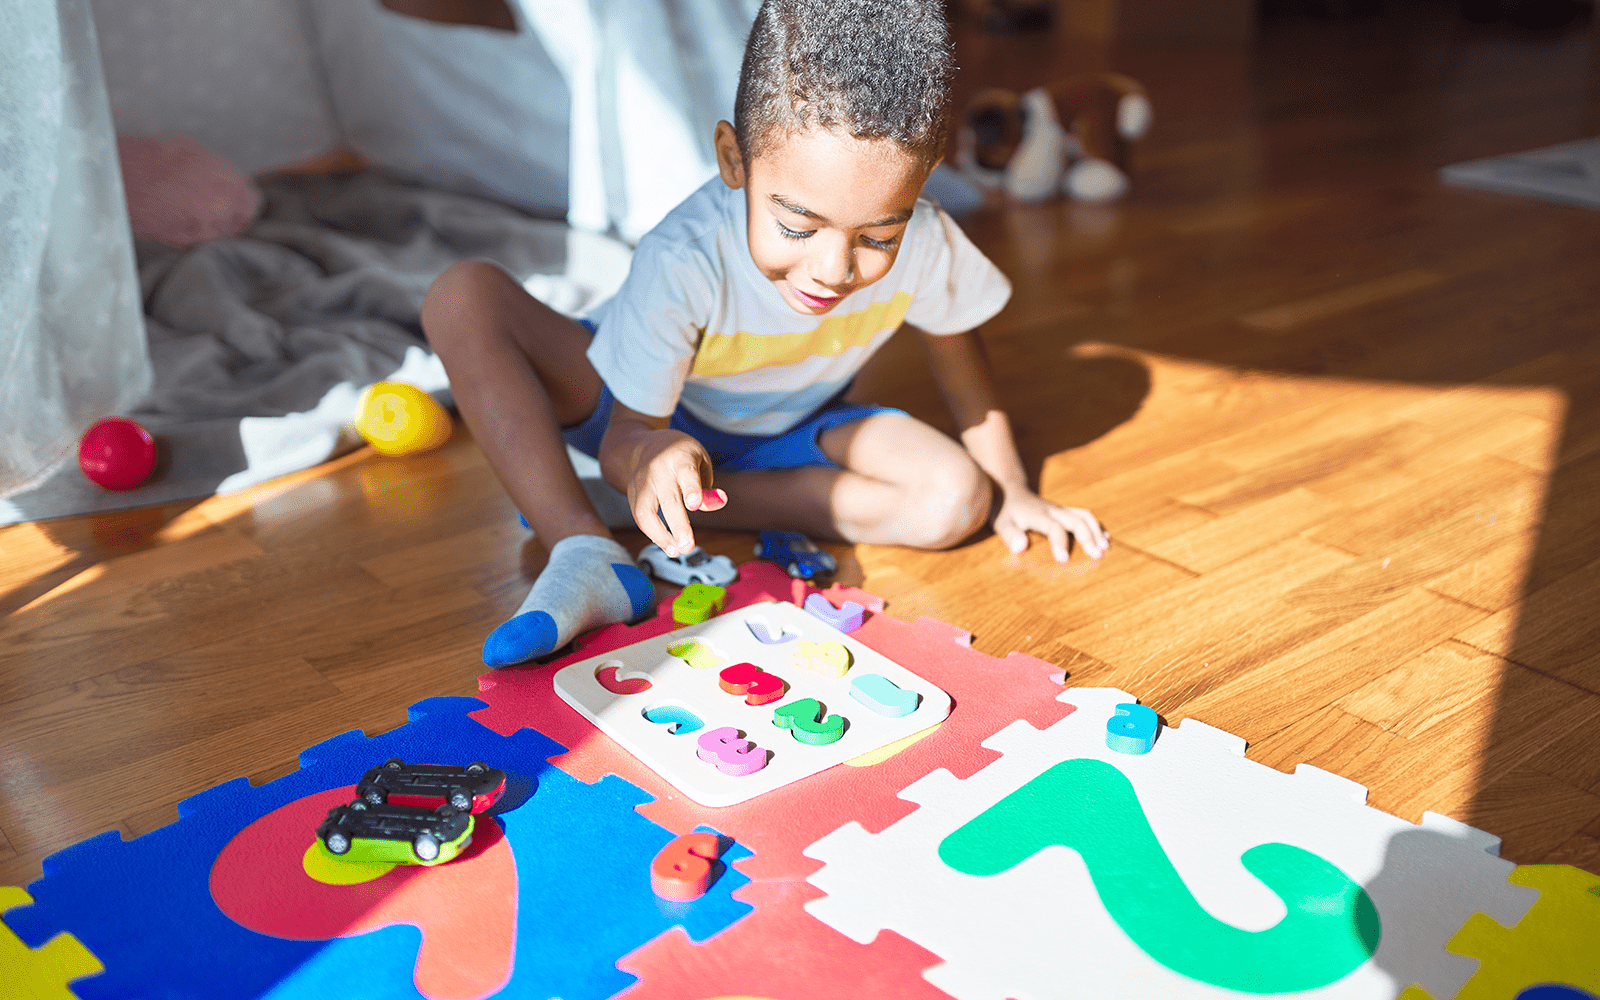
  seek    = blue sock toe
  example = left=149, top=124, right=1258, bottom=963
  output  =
left=611, top=562, right=656, bottom=622
left=483, top=610, right=560, bottom=667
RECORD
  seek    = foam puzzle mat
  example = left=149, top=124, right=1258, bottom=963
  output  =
left=2, top=560, right=1596, bottom=999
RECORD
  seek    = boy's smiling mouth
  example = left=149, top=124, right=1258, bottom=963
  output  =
left=792, top=286, right=843, bottom=310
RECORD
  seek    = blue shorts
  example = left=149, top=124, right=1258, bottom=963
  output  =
left=563, top=321, right=905, bottom=472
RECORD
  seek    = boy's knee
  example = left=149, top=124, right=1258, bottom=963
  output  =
left=904, top=456, right=992, bottom=550
left=420, top=259, right=511, bottom=345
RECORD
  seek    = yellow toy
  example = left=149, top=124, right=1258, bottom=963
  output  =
left=354, top=381, right=453, bottom=457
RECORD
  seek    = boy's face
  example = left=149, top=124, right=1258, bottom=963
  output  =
left=715, top=121, right=932, bottom=316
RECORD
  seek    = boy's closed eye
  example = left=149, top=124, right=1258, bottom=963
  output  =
left=773, top=218, right=901, bottom=251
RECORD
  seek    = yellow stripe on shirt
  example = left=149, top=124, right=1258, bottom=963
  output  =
left=691, top=293, right=913, bottom=378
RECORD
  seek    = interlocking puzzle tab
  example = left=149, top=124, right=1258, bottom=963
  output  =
left=804, top=687, right=1542, bottom=1000
left=0, top=887, right=104, bottom=1000
left=1400, top=864, right=1600, bottom=1000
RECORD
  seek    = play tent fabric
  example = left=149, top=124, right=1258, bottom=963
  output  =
left=0, top=0, right=759, bottom=523
left=0, top=0, right=149, bottom=500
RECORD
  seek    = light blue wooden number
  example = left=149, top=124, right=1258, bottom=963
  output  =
left=1105, top=703, right=1158, bottom=755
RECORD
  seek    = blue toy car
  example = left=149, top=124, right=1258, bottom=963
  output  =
left=754, top=531, right=837, bottom=580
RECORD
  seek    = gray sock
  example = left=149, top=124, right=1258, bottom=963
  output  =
left=482, top=535, right=655, bottom=666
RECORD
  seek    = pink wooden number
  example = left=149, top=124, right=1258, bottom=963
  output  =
left=695, top=726, right=768, bottom=777
left=718, top=662, right=787, bottom=706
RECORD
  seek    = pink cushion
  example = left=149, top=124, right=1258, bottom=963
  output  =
left=117, top=135, right=261, bottom=247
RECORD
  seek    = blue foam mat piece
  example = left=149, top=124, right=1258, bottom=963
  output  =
left=6, top=696, right=753, bottom=1000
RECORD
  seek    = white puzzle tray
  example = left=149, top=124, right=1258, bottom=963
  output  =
left=553, top=599, right=953, bottom=807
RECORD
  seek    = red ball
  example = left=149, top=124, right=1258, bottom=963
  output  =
left=78, top=418, right=158, bottom=491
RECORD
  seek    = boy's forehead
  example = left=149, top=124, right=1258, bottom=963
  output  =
left=748, top=127, right=930, bottom=223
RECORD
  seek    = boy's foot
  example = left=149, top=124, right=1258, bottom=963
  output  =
left=483, top=534, right=655, bottom=667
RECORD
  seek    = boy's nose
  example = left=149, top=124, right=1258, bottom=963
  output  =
left=811, top=235, right=854, bottom=289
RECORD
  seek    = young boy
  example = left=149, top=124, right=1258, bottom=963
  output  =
left=421, top=0, right=1108, bottom=667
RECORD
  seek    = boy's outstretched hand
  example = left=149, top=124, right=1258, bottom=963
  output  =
left=607, top=421, right=727, bottom=557
left=994, top=488, right=1108, bottom=563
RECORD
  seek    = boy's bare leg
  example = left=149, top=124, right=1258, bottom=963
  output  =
left=692, top=413, right=992, bottom=549
left=421, top=260, right=654, bottom=665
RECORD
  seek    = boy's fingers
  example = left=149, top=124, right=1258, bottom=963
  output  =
left=1058, top=508, right=1108, bottom=558
left=632, top=494, right=676, bottom=553
left=998, top=521, right=1028, bottom=554
left=657, top=484, right=696, bottom=555
left=1043, top=520, right=1071, bottom=563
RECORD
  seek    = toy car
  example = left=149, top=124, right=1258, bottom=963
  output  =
left=636, top=544, right=739, bottom=586
left=754, top=530, right=837, bottom=580
left=316, top=799, right=473, bottom=865
left=355, top=759, right=506, bottom=814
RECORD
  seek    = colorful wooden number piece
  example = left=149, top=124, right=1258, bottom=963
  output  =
left=650, top=832, right=723, bottom=902
left=718, top=662, right=788, bottom=706
left=803, top=592, right=865, bottom=633
left=672, top=583, right=727, bottom=624
left=848, top=673, right=919, bottom=717
left=793, top=640, right=852, bottom=678
left=666, top=641, right=724, bottom=670
left=643, top=705, right=705, bottom=735
left=1105, top=702, right=1159, bottom=755
left=696, top=726, right=768, bottom=776
left=772, top=698, right=846, bottom=746
left=595, top=663, right=652, bottom=695
left=746, top=618, right=798, bottom=644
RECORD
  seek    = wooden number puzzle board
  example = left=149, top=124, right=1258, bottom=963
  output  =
left=553, top=600, right=952, bottom=807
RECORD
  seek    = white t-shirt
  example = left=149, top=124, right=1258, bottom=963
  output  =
left=587, top=177, right=1011, bottom=436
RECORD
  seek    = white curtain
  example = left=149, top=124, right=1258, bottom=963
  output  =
left=518, top=0, right=759, bottom=243
left=0, top=0, right=148, bottom=498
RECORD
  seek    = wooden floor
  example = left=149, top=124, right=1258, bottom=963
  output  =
left=4, top=3, right=1600, bottom=890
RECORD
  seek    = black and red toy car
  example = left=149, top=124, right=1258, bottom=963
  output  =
left=355, top=759, right=506, bottom=814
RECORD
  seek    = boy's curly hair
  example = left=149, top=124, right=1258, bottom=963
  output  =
left=734, top=0, right=954, bottom=170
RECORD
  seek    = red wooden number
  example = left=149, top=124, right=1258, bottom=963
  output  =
left=718, top=662, right=787, bottom=706
left=651, top=832, right=721, bottom=901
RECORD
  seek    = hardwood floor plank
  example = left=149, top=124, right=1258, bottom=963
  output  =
left=1056, top=537, right=1357, bottom=707
left=1305, top=454, right=1546, bottom=556
left=1175, top=591, right=1487, bottom=738
left=1238, top=269, right=1449, bottom=332
left=1455, top=555, right=1600, bottom=694
left=1142, top=486, right=1346, bottom=574
left=1541, top=832, right=1600, bottom=871
left=1460, top=766, right=1600, bottom=864
left=1335, top=640, right=1521, bottom=739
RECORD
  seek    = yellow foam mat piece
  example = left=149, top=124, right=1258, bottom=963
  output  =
left=1, top=886, right=105, bottom=1000
left=1402, top=865, right=1600, bottom=999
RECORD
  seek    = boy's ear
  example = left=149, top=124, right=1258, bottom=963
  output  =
left=713, top=121, right=746, bottom=189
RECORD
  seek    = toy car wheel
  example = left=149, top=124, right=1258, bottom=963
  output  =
left=753, top=541, right=763, bottom=556
left=448, top=789, right=472, bottom=811
left=325, top=831, right=350, bottom=855
left=382, top=758, right=404, bottom=770
left=363, top=787, right=386, bottom=805
left=413, top=834, right=440, bottom=862
left=348, top=799, right=368, bottom=811
left=787, top=562, right=800, bottom=578
left=466, top=761, right=488, bottom=774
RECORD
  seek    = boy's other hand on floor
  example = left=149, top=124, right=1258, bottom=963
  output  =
left=994, top=489, right=1108, bottom=563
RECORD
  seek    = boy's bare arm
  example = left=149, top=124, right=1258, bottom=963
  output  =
left=919, top=327, right=1109, bottom=562
left=598, top=400, right=727, bottom=556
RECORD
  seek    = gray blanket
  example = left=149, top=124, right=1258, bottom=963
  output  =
left=1, top=171, right=631, bottom=525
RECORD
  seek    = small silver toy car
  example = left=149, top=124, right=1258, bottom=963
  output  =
left=636, top=544, right=739, bottom=586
